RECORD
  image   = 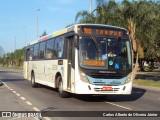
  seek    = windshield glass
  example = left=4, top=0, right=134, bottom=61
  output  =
left=79, top=37, right=132, bottom=70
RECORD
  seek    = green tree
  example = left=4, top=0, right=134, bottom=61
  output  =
left=14, top=48, right=24, bottom=66
left=0, top=48, right=24, bottom=67
left=75, top=10, right=95, bottom=23
left=95, top=0, right=119, bottom=24
left=40, top=30, right=47, bottom=37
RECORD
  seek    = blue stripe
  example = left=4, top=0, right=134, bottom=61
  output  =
left=87, top=76, right=126, bottom=85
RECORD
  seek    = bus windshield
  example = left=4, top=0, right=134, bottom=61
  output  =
left=79, top=36, right=132, bottom=71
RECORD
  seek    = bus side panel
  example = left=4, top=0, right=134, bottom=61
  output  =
left=23, top=61, right=28, bottom=79
left=60, top=60, right=69, bottom=91
left=27, top=59, right=70, bottom=90
left=70, top=68, right=75, bottom=93
left=45, top=60, right=57, bottom=87
left=29, top=60, right=54, bottom=87
left=27, top=61, right=32, bottom=81
left=45, top=59, right=69, bottom=89
left=34, top=61, right=44, bottom=81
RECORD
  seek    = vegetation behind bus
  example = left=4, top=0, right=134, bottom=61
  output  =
left=0, top=48, right=24, bottom=68
left=0, top=31, right=47, bottom=68
left=75, top=0, right=160, bottom=72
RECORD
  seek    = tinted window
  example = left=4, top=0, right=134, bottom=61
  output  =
left=46, top=39, right=56, bottom=59
left=55, top=36, right=64, bottom=58
left=33, top=44, right=39, bottom=60
left=29, top=46, right=33, bottom=60
left=39, top=42, right=46, bottom=59
left=24, top=48, right=27, bottom=61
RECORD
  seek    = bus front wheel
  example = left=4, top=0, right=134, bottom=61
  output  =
left=31, top=72, right=38, bottom=88
left=57, top=76, right=70, bottom=98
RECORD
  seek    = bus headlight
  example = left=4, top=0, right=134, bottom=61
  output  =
left=125, top=73, right=132, bottom=84
left=79, top=70, right=89, bottom=83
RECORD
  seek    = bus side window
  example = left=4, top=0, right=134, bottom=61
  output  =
left=58, top=37, right=64, bottom=58
left=26, top=49, right=30, bottom=61
left=39, top=42, right=46, bottom=59
left=46, top=39, right=55, bottom=59
left=55, top=36, right=64, bottom=58
left=29, top=47, right=33, bottom=60
left=33, top=44, right=39, bottom=60
left=54, top=37, right=59, bottom=58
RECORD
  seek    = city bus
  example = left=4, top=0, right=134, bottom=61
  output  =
left=23, top=24, right=133, bottom=98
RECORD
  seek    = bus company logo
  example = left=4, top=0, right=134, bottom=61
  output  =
left=2, top=112, right=11, bottom=117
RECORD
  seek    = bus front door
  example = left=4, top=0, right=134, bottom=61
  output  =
left=67, top=37, right=75, bottom=91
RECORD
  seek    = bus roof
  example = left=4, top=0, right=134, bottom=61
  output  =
left=69, top=23, right=127, bottom=30
left=27, top=24, right=127, bottom=46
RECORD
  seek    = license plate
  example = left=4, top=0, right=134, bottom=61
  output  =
left=102, top=86, right=112, bottom=91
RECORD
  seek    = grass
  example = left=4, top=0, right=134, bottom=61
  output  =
left=134, top=79, right=160, bottom=88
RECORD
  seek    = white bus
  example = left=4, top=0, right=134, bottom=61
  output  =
left=23, top=24, right=133, bottom=98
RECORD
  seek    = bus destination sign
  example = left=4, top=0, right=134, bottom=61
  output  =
left=82, top=27, right=124, bottom=37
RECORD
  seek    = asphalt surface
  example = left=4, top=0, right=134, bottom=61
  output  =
left=0, top=68, right=160, bottom=120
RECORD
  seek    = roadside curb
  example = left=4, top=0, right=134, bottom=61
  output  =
left=133, top=84, right=160, bottom=92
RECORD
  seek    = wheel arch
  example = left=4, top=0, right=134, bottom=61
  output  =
left=55, top=72, right=62, bottom=88
left=31, top=69, right=34, bottom=74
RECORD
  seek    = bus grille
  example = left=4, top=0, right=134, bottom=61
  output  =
left=93, top=84, right=119, bottom=86
left=90, top=74, right=123, bottom=79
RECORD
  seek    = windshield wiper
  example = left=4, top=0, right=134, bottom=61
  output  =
left=91, top=36, right=101, bottom=59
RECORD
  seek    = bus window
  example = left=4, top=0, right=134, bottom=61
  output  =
left=46, top=39, right=55, bottom=59
left=26, top=49, right=29, bottom=61
left=29, top=46, right=33, bottom=60
left=55, top=36, right=64, bottom=58
left=39, top=42, right=46, bottom=59
left=33, top=44, right=39, bottom=60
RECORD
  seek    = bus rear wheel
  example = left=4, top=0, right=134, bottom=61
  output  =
left=57, top=76, right=70, bottom=98
left=31, top=72, right=38, bottom=88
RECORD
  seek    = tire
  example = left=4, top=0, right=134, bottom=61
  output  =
left=31, top=72, right=38, bottom=88
left=57, top=76, right=70, bottom=98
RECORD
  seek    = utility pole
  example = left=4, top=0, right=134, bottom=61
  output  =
left=36, top=9, right=40, bottom=39
left=90, top=0, right=92, bottom=14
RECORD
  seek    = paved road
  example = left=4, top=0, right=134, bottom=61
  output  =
left=0, top=68, right=160, bottom=120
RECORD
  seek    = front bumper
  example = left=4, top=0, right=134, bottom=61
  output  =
left=74, top=80, right=133, bottom=95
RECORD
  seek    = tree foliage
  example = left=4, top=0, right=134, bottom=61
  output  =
left=75, top=0, right=160, bottom=61
left=0, top=48, right=24, bottom=67
left=40, top=30, right=47, bottom=37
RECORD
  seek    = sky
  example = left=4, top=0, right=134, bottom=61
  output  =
left=0, top=0, right=120, bottom=53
